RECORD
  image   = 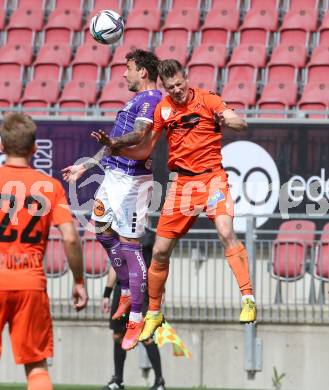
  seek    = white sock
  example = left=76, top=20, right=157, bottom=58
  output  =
left=148, top=310, right=160, bottom=315
left=121, top=289, right=130, bottom=297
left=129, top=311, right=143, bottom=322
left=242, top=294, right=255, bottom=303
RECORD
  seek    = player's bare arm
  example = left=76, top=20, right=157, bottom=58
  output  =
left=118, top=129, right=162, bottom=160
left=91, top=119, right=153, bottom=155
left=215, top=109, right=247, bottom=132
left=61, top=146, right=106, bottom=183
left=58, top=222, right=88, bottom=311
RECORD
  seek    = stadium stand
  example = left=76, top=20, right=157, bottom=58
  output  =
left=1, top=0, right=329, bottom=117
left=221, top=81, right=257, bottom=112
left=271, top=220, right=316, bottom=303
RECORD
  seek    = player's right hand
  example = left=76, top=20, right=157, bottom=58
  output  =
left=102, top=297, right=111, bottom=313
left=61, top=164, right=86, bottom=183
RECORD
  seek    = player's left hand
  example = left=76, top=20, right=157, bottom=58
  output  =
left=91, top=129, right=112, bottom=147
left=72, top=283, right=88, bottom=311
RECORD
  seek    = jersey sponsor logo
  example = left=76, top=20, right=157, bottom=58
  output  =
left=140, top=102, right=150, bottom=116
left=207, top=190, right=225, bottom=208
left=93, top=198, right=105, bottom=217
left=168, top=113, right=201, bottom=133
left=161, top=107, right=171, bottom=120
left=0, top=252, right=43, bottom=270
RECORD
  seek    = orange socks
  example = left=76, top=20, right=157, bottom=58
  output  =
left=27, top=370, right=52, bottom=390
left=225, top=242, right=253, bottom=296
left=148, top=259, right=169, bottom=311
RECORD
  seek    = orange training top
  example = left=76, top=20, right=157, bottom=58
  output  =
left=0, top=165, right=73, bottom=291
left=153, top=88, right=227, bottom=172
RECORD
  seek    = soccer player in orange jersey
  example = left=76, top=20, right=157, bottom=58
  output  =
left=92, top=59, right=256, bottom=340
left=0, top=113, right=88, bottom=390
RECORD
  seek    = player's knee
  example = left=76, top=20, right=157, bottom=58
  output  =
left=113, top=332, right=124, bottom=344
left=152, top=243, right=171, bottom=262
left=218, top=225, right=236, bottom=246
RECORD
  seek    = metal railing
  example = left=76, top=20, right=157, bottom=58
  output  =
left=46, top=214, right=329, bottom=324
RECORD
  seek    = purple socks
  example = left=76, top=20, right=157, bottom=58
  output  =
left=96, top=234, right=129, bottom=290
left=121, top=242, right=147, bottom=314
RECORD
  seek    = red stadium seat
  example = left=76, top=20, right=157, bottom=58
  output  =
left=0, top=43, right=33, bottom=81
left=54, top=0, right=83, bottom=9
left=162, top=8, right=200, bottom=47
left=228, top=43, right=267, bottom=68
left=130, top=0, right=161, bottom=9
left=188, top=64, right=218, bottom=90
left=0, top=80, right=22, bottom=107
left=58, top=80, right=98, bottom=116
left=289, top=0, right=319, bottom=9
left=98, top=79, right=135, bottom=118
left=221, top=81, right=257, bottom=112
left=258, top=82, right=298, bottom=118
left=246, top=0, right=279, bottom=9
left=0, top=43, right=33, bottom=65
left=239, top=8, right=278, bottom=46
left=44, top=8, right=82, bottom=45
left=306, top=45, right=329, bottom=83
left=312, top=222, right=329, bottom=302
left=90, top=0, right=122, bottom=14
left=32, top=43, right=71, bottom=81
left=169, top=0, right=201, bottom=8
left=17, top=0, right=46, bottom=8
left=279, top=8, right=318, bottom=45
left=124, top=8, right=161, bottom=48
left=267, top=43, right=307, bottom=83
left=71, top=43, right=111, bottom=82
left=189, top=43, right=227, bottom=68
left=201, top=7, right=240, bottom=46
left=271, top=220, right=315, bottom=303
left=210, top=0, right=240, bottom=9
left=298, top=82, right=329, bottom=118
left=226, top=64, right=257, bottom=83
left=45, top=226, right=68, bottom=277
left=155, top=43, right=189, bottom=65
left=21, top=80, right=60, bottom=116
left=6, top=7, right=44, bottom=45
left=82, top=229, right=109, bottom=277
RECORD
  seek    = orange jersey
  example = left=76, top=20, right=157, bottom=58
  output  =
left=0, top=165, right=73, bottom=291
left=153, top=88, right=227, bottom=172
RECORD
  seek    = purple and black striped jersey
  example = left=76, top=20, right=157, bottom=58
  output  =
left=101, top=89, right=162, bottom=176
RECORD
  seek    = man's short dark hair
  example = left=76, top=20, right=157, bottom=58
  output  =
left=157, top=59, right=186, bottom=82
left=126, top=49, right=159, bottom=82
left=0, top=113, right=36, bottom=157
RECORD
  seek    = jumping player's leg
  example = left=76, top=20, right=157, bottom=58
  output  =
left=139, top=236, right=177, bottom=341
left=25, top=360, right=52, bottom=390
left=215, top=214, right=256, bottom=323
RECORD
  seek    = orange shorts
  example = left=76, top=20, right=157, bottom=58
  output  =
left=0, top=290, right=53, bottom=364
left=157, top=169, right=234, bottom=239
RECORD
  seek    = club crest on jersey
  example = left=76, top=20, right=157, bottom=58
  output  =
left=161, top=107, right=171, bottom=120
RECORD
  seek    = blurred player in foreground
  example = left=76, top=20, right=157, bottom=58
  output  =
left=102, top=227, right=165, bottom=390
left=62, top=49, right=162, bottom=350
left=92, top=59, right=257, bottom=340
left=0, top=113, right=88, bottom=390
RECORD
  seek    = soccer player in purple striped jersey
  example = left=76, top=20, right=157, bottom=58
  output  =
left=62, top=50, right=161, bottom=350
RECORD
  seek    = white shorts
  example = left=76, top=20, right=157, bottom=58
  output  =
left=91, top=169, right=153, bottom=238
